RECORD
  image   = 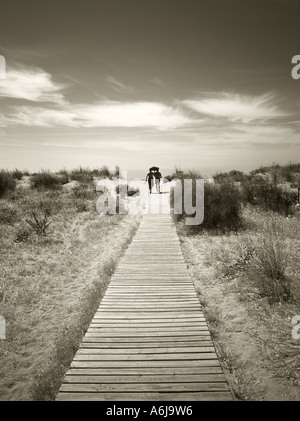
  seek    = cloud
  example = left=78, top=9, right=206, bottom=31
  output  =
left=1, top=106, right=76, bottom=127
left=104, top=76, right=135, bottom=93
left=0, top=66, right=291, bottom=139
left=73, top=101, right=192, bottom=129
left=0, top=101, right=194, bottom=130
left=147, top=77, right=166, bottom=88
left=0, top=66, right=66, bottom=104
left=183, top=92, right=286, bottom=123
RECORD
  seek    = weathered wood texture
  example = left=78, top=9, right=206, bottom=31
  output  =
left=56, top=203, right=232, bottom=401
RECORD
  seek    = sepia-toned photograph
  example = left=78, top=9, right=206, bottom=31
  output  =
left=0, top=0, right=300, bottom=407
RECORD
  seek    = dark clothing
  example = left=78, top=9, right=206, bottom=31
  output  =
left=146, top=169, right=162, bottom=193
left=145, top=172, right=155, bottom=192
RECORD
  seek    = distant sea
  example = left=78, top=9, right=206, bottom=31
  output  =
left=122, top=168, right=174, bottom=181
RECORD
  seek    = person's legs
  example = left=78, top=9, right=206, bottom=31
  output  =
left=155, top=180, right=160, bottom=193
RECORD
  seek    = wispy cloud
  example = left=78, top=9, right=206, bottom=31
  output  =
left=183, top=92, right=286, bottom=123
left=0, top=65, right=293, bottom=143
left=0, top=101, right=194, bottom=130
left=147, top=77, right=166, bottom=88
left=104, top=75, right=135, bottom=93
left=0, top=106, right=77, bottom=127
left=0, top=66, right=66, bottom=104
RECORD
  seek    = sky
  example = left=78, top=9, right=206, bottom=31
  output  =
left=0, top=0, right=300, bottom=178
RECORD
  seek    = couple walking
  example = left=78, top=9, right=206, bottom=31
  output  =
left=145, top=166, right=162, bottom=194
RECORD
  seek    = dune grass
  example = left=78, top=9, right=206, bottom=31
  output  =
left=0, top=170, right=142, bottom=400
left=175, top=205, right=300, bottom=400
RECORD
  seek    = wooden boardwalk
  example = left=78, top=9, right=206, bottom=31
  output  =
left=56, top=194, right=232, bottom=401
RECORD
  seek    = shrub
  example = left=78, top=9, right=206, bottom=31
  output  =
left=172, top=173, right=244, bottom=233
left=0, top=170, right=16, bottom=197
left=114, top=166, right=120, bottom=178
left=244, top=219, right=292, bottom=304
left=116, top=184, right=140, bottom=197
left=30, top=171, right=62, bottom=190
left=0, top=202, right=19, bottom=226
left=91, top=166, right=112, bottom=179
left=291, top=173, right=300, bottom=188
left=72, top=184, right=96, bottom=200
left=57, top=168, right=70, bottom=181
left=56, top=173, right=69, bottom=185
left=70, top=167, right=94, bottom=183
left=170, top=168, right=202, bottom=181
left=26, top=210, right=51, bottom=236
left=14, top=228, right=31, bottom=243
left=279, top=162, right=300, bottom=183
left=214, top=170, right=246, bottom=184
left=74, top=199, right=88, bottom=212
left=202, top=181, right=243, bottom=232
left=241, top=178, right=297, bottom=216
left=20, top=190, right=65, bottom=217
left=11, top=168, right=24, bottom=180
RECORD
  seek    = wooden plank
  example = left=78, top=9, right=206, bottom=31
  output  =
left=70, top=360, right=221, bottom=368
left=90, top=321, right=206, bottom=326
left=106, top=286, right=195, bottom=290
left=99, top=301, right=201, bottom=305
left=77, top=347, right=215, bottom=354
left=100, top=299, right=200, bottom=303
left=84, top=331, right=211, bottom=338
left=97, top=305, right=201, bottom=314
left=82, top=335, right=211, bottom=342
left=90, top=318, right=206, bottom=324
left=107, top=284, right=193, bottom=287
left=56, top=391, right=232, bottom=401
left=104, top=290, right=197, bottom=294
left=98, top=307, right=202, bottom=311
left=63, top=366, right=224, bottom=376
left=102, top=294, right=198, bottom=297
left=80, top=341, right=214, bottom=349
left=93, top=313, right=205, bottom=319
left=73, top=353, right=218, bottom=361
left=104, top=292, right=197, bottom=296
left=109, top=279, right=192, bottom=282
left=63, top=374, right=226, bottom=384
left=89, top=322, right=208, bottom=328
left=113, top=272, right=191, bottom=274
left=58, top=382, right=229, bottom=393
left=87, top=327, right=209, bottom=333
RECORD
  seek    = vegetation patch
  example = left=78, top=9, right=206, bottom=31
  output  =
left=0, top=167, right=141, bottom=401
